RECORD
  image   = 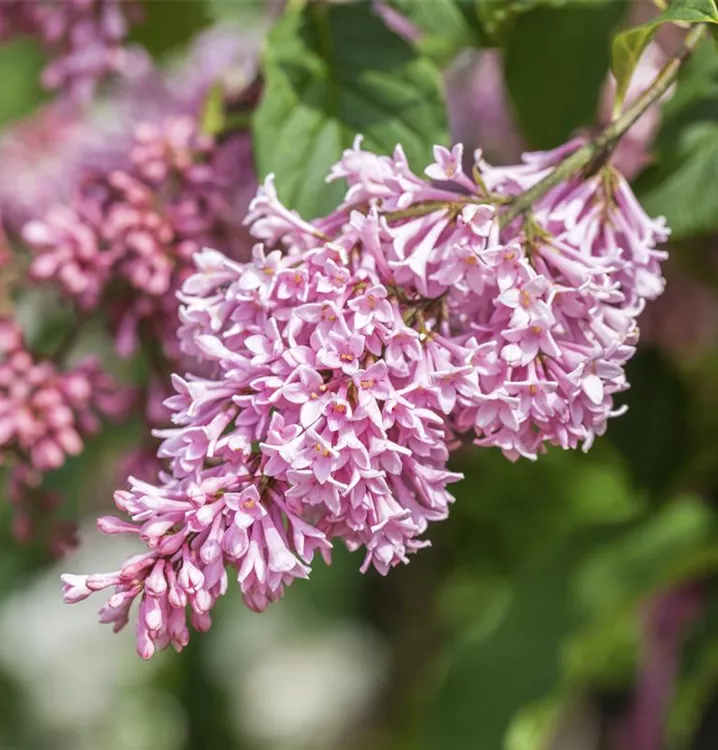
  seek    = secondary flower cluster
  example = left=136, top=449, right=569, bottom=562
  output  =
left=0, top=319, right=130, bottom=544
left=451, top=140, right=669, bottom=458
left=0, top=0, right=142, bottom=100
left=63, top=137, right=669, bottom=658
left=23, top=116, right=250, bottom=362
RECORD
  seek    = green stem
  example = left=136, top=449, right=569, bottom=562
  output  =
left=499, top=23, right=706, bottom=228
left=383, top=195, right=506, bottom=223
left=383, top=201, right=454, bottom=222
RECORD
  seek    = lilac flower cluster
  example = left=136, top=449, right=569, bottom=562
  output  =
left=0, top=0, right=142, bottom=100
left=453, top=139, right=669, bottom=458
left=0, top=319, right=130, bottom=543
left=23, top=116, right=250, bottom=361
left=63, top=137, right=668, bottom=658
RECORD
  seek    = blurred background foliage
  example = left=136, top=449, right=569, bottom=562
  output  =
left=3, top=1, right=718, bottom=750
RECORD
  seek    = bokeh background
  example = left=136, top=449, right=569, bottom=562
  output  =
left=2, top=2, right=718, bottom=749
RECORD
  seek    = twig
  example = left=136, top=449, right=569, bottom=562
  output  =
left=500, top=23, right=707, bottom=228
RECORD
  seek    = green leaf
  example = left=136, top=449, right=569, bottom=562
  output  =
left=0, top=39, right=47, bottom=128
left=206, top=0, right=267, bottom=25
left=642, top=121, right=718, bottom=239
left=129, top=0, right=211, bottom=58
left=383, top=0, right=483, bottom=64
left=503, top=1, right=627, bottom=148
left=611, top=0, right=718, bottom=115
left=608, top=349, right=692, bottom=496
left=573, top=499, right=715, bottom=617
left=472, top=0, right=571, bottom=46
left=562, top=609, right=640, bottom=689
left=424, top=525, right=620, bottom=750
left=253, top=1, right=448, bottom=218
left=505, top=696, right=564, bottom=750
left=633, top=39, right=718, bottom=238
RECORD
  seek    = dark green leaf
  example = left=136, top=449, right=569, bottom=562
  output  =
left=503, top=1, right=627, bottom=148
left=472, top=0, right=571, bottom=46
left=253, top=1, right=448, bottom=218
left=612, top=0, right=718, bottom=114
left=129, top=0, right=211, bottom=58
left=608, top=349, right=692, bottom=496
left=634, top=38, right=718, bottom=238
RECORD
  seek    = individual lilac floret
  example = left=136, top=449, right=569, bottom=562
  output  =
left=0, top=0, right=143, bottom=101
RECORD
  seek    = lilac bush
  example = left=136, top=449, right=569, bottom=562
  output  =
left=0, top=11, right=715, bottom=750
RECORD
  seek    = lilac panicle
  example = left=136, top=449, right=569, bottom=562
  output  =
left=63, top=135, right=669, bottom=658
left=23, top=116, right=254, bottom=362
left=0, top=0, right=143, bottom=100
left=0, top=319, right=132, bottom=545
left=62, top=237, right=466, bottom=657
left=454, top=138, right=668, bottom=458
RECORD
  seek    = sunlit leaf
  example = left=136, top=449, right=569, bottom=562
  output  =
left=253, top=1, right=448, bottom=218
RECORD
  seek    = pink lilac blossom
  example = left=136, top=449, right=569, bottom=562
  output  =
left=63, top=136, right=669, bottom=657
left=61, top=235, right=466, bottom=657
left=9, top=40, right=259, bottom=509
left=23, top=116, right=253, bottom=361
left=467, top=138, right=668, bottom=457
left=0, top=318, right=131, bottom=544
left=315, top=137, right=668, bottom=460
left=0, top=20, right=259, bottom=234
left=0, top=0, right=143, bottom=100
